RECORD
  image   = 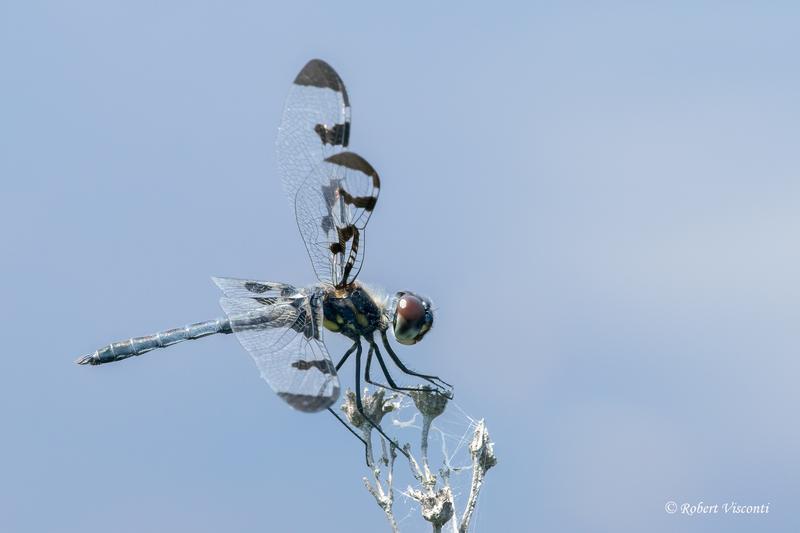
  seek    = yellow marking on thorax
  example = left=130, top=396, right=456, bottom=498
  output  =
left=340, top=298, right=369, bottom=328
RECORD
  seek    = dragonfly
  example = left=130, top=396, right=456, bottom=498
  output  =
left=76, top=59, right=452, bottom=452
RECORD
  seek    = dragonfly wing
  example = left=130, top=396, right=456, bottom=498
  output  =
left=277, top=60, right=380, bottom=287
left=218, top=290, right=339, bottom=412
left=277, top=59, right=350, bottom=212
left=212, top=276, right=298, bottom=299
left=293, top=152, right=380, bottom=287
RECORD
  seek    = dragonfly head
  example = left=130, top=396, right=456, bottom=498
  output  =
left=390, top=291, right=434, bottom=345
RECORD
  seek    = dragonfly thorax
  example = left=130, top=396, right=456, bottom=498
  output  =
left=322, top=283, right=387, bottom=340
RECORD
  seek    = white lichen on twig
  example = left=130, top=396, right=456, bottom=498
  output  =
left=341, top=387, right=497, bottom=532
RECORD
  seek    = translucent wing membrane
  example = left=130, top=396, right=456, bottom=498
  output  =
left=212, top=276, right=299, bottom=299
left=277, top=59, right=351, bottom=220
left=277, top=59, right=381, bottom=287
left=294, top=152, right=380, bottom=287
left=215, top=281, right=339, bottom=412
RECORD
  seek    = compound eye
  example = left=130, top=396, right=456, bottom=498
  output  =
left=398, top=294, right=425, bottom=323
left=393, top=293, right=432, bottom=345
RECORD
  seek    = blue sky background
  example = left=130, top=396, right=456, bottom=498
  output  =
left=2, top=2, right=799, bottom=532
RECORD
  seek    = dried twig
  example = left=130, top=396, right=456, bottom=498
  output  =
left=342, top=387, right=497, bottom=532
left=342, top=389, right=402, bottom=532
left=458, top=420, right=497, bottom=533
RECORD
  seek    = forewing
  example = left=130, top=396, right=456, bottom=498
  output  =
left=294, top=152, right=381, bottom=287
left=218, top=291, right=339, bottom=412
left=212, top=276, right=298, bottom=299
left=277, top=59, right=350, bottom=218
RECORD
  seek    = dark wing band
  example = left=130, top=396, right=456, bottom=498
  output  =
left=294, top=151, right=380, bottom=287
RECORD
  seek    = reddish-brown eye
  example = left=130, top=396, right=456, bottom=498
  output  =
left=393, top=292, right=434, bottom=345
left=398, top=294, right=425, bottom=323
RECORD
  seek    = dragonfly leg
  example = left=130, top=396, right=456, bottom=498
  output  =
left=363, top=342, right=413, bottom=392
left=355, top=341, right=409, bottom=460
left=364, top=342, right=378, bottom=386
left=380, top=330, right=453, bottom=397
left=362, top=341, right=391, bottom=389
left=325, top=342, right=371, bottom=451
left=335, top=342, right=359, bottom=371
left=366, top=340, right=434, bottom=394
left=326, top=407, right=367, bottom=447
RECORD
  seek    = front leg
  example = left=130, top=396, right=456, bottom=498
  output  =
left=367, top=339, right=441, bottom=394
left=380, top=330, right=453, bottom=397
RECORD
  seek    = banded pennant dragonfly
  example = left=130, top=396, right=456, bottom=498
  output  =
left=77, top=59, right=452, bottom=451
